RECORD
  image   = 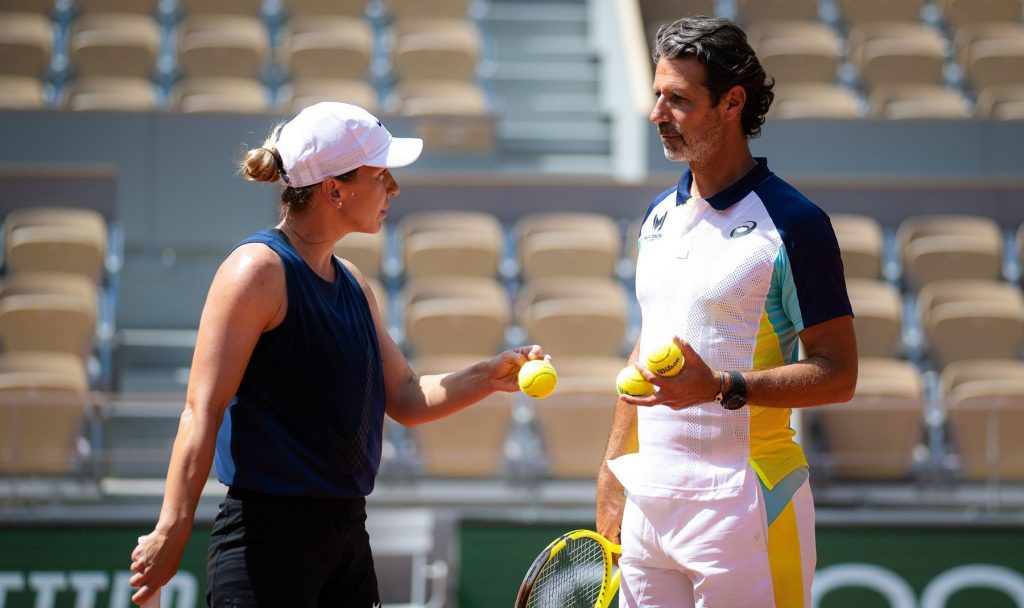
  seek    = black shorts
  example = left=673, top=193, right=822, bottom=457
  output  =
left=206, top=487, right=380, bottom=608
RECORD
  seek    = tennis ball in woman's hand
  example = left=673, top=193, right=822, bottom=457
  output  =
left=645, top=341, right=684, bottom=377
left=518, top=359, right=558, bottom=398
left=616, top=366, right=655, bottom=397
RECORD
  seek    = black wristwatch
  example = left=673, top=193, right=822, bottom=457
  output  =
left=717, top=371, right=747, bottom=410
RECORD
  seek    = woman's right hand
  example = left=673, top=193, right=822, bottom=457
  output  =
left=129, top=528, right=190, bottom=606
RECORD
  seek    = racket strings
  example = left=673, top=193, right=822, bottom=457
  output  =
left=527, top=537, right=607, bottom=608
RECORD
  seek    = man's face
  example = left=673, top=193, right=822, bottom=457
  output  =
left=650, top=57, right=726, bottom=165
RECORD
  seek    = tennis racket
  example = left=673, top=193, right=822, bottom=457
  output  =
left=514, top=529, right=621, bottom=608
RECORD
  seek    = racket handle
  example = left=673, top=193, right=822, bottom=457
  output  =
left=140, top=588, right=160, bottom=608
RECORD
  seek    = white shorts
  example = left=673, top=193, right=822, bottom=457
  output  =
left=617, top=468, right=816, bottom=608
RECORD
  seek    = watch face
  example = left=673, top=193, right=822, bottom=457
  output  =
left=722, top=393, right=747, bottom=410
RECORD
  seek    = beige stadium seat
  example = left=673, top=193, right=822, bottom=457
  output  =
left=409, top=355, right=513, bottom=477
left=69, top=13, right=159, bottom=78
left=282, top=16, right=372, bottom=80
left=398, top=80, right=494, bottom=152
left=0, top=75, right=44, bottom=109
left=0, top=0, right=55, bottom=12
left=964, top=38, right=1024, bottom=92
left=386, top=0, right=470, bottom=20
left=847, top=279, right=903, bottom=358
left=848, top=23, right=946, bottom=91
left=392, top=18, right=479, bottom=84
left=0, top=272, right=98, bottom=306
left=748, top=21, right=841, bottom=85
left=939, top=0, right=1023, bottom=29
left=0, top=294, right=97, bottom=361
left=63, top=76, right=157, bottom=110
left=178, top=15, right=269, bottom=79
left=532, top=375, right=618, bottom=478
left=897, top=214, right=1002, bottom=289
left=0, top=12, right=52, bottom=78
left=402, top=277, right=509, bottom=357
left=815, top=358, right=925, bottom=479
left=976, top=84, right=1024, bottom=119
left=2, top=207, right=107, bottom=280
left=941, top=358, right=1024, bottom=481
left=173, top=77, right=271, bottom=113
left=918, top=280, right=1024, bottom=368
left=285, top=0, right=366, bottom=17
left=954, top=23, right=1024, bottom=62
left=869, top=84, right=971, bottom=119
left=831, top=213, right=883, bottom=279
left=516, top=277, right=627, bottom=357
left=178, top=0, right=263, bottom=15
left=735, top=0, right=818, bottom=25
left=515, top=212, right=621, bottom=281
left=399, top=211, right=503, bottom=279
left=334, top=227, right=385, bottom=279
left=769, top=83, right=861, bottom=119
left=838, top=0, right=923, bottom=28
left=283, top=78, right=377, bottom=114
left=642, top=0, right=716, bottom=42
left=0, top=352, right=88, bottom=392
left=76, top=0, right=158, bottom=13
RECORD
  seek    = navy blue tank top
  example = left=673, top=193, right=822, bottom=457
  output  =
left=214, top=229, right=385, bottom=498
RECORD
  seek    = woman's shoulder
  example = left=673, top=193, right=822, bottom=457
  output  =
left=217, top=242, right=286, bottom=291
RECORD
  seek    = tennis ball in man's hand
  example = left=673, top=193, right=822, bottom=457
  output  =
left=646, top=341, right=684, bottom=377
left=616, top=366, right=656, bottom=397
left=518, top=359, right=558, bottom=398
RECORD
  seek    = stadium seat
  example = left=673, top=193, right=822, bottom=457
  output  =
left=2, top=206, right=107, bottom=281
left=0, top=284, right=98, bottom=362
left=386, top=0, right=470, bottom=20
left=516, top=277, right=627, bottom=357
left=747, top=21, right=841, bottom=85
left=0, top=75, right=44, bottom=109
left=846, top=278, right=903, bottom=358
left=0, top=0, right=54, bottom=12
left=402, top=277, right=509, bottom=357
left=514, top=212, right=621, bottom=281
left=334, top=227, right=386, bottom=279
left=918, top=280, right=1024, bottom=368
left=897, top=214, right=1002, bottom=289
left=814, top=357, right=925, bottom=479
left=769, top=83, right=861, bottom=119
left=735, top=0, right=818, bottom=25
left=0, top=12, right=52, bottom=78
left=178, top=0, right=263, bottom=16
left=938, top=0, right=1024, bottom=29
left=976, top=84, right=1024, bottom=119
left=963, top=38, right=1024, bottom=93
left=284, top=0, right=366, bottom=18
left=399, top=211, right=503, bottom=279
left=868, top=84, right=971, bottom=119
left=177, top=15, right=269, bottom=79
left=63, top=76, right=157, bottom=111
left=173, top=77, right=271, bottom=113
left=531, top=373, right=618, bottom=478
left=75, top=0, right=158, bottom=13
left=848, top=23, right=946, bottom=91
left=410, top=355, right=514, bottom=477
left=941, top=358, right=1024, bottom=481
left=831, top=213, right=883, bottom=279
left=397, top=80, right=495, bottom=152
left=837, top=0, right=924, bottom=27
left=283, top=78, right=378, bottom=114
left=282, top=16, right=373, bottom=81
left=69, top=13, right=160, bottom=78
left=641, top=0, right=716, bottom=43
left=391, top=18, right=480, bottom=84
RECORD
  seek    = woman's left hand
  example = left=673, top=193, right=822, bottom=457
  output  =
left=488, top=345, right=547, bottom=392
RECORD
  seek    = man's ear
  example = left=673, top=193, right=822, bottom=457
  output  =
left=723, top=85, right=746, bottom=119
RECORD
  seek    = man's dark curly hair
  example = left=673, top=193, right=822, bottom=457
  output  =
left=653, top=16, right=774, bottom=138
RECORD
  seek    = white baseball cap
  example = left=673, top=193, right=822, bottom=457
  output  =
left=274, top=102, right=423, bottom=188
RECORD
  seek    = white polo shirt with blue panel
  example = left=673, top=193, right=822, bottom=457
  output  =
left=608, top=158, right=852, bottom=501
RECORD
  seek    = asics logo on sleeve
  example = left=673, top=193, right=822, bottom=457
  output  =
left=730, top=221, right=757, bottom=238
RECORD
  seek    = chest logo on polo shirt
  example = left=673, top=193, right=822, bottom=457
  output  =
left=652, top=211, right=667, bottom=231
left=730, top=220, right=757, bottom=238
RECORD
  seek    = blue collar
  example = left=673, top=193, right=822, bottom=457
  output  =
left=676, top=158, right=773, bottom=210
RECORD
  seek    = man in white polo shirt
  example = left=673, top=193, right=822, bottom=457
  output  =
left=596, top=15, right=858, bottom=608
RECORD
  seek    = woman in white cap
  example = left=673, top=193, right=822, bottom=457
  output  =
left=128, top=103, right=546, bottom=607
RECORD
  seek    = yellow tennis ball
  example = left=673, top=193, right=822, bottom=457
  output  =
left=518, top=359, right=558, bottom=398
left=616, top=366, right=655, bottom=397
left=646, top=341, right=684, bottom=377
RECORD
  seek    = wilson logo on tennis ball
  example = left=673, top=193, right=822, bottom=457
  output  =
left=645, top=342, right=684, bottom=377
left=518, top=360, right=558, bottom=399
left=616, top=366, right=655, bottom=397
